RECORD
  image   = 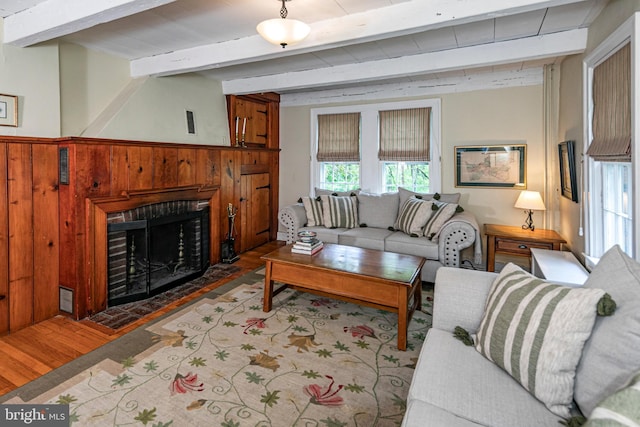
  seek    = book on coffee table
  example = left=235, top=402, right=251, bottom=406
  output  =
left=292, top=239, right=323, bottom=254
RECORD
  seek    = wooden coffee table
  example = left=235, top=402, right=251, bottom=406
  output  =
left=261, top=243, right=425, bottom=350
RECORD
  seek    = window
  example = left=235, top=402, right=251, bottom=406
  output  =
left=311, top=99, right=441, bottom=195
left=585, top=33, right=635, bottom=258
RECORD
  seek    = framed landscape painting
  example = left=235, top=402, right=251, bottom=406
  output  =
left=455, top=144, right=526, bottom=188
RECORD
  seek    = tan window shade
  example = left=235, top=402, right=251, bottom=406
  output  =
left=587, top=43, right=631, bottom=162
left=316, top=113, right=361, bottom=162
left=379, top=107, right=431, bottom=161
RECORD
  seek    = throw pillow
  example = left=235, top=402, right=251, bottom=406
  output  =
left=475, top=263, right=612, bottom=418
left=574, top=245, right=640, bottom=417
left=394, top=197, right=434, bottom=237
left=320, top=195, right=358, bottom=229
left=357, top=191, right=399, bottom=228
left=398, top=187, right=461, bottom=208
left=301, top=196, right=324, bottom=227
left=583, top=371, right=640, bottom=426
left=423, top=201, right=458, bottom=239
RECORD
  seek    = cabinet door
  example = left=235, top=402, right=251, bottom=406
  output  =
left=240, top=173, right=270, bottom=251
left=237, top=99, right=268, bottom=146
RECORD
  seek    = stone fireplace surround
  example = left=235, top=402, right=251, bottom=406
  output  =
left=86, top=186, right=219, bottom=316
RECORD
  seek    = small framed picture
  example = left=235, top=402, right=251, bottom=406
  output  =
left=558, top=140, right=578, bottom=202
left=0, top=94, right=18, bottom=127
left=455, top=144, right=527, bottom=188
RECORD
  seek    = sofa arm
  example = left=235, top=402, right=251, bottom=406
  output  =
left=278, top=204, right=308, bottom=243
left=432, top=267, right=497, bottom=333
left=437, top=211, right=481, bottom=267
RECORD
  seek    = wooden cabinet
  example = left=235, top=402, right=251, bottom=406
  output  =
left=227, top=93, right=280, bottom=149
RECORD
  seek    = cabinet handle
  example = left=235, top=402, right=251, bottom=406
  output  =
left=518, top=244, right=528, bottom=249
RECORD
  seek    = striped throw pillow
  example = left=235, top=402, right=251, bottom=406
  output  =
left=584, top=371, right=640, bottom=426
left=394, top=197, right=434, bottom=237
left=302, top=196, right=324, bottom=227
left=476, top=263, right=608, bottom=418
left=320, top=195, right=358, bottom=229
left=423, top=201, right=458, bottom=239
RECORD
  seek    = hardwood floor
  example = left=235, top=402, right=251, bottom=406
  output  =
left=0, top=241, right=284, bottom=397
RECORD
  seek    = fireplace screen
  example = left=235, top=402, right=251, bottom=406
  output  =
left=107, top=207, right=210, bottom=306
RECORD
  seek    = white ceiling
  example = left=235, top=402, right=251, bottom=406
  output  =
left=1, top=0, right=608, bottom=96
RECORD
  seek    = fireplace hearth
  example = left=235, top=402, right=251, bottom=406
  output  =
left=106, top=201, right=210, bottom=306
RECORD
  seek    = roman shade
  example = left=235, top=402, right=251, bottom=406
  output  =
left=316, top=113, right=361, bottom=162
left=587, top=43, right=631, bottom=162
left=378, top=107, right=431, bottom=161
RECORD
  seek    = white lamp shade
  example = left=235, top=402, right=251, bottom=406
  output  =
left=256, top=18, right=310, bottom=47
left=514, top=190, right=546, bottom=211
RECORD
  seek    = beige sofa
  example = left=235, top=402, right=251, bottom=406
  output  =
left=403, top=245, right=640, bottom=426
left=278, top=188, right=482, bottom=282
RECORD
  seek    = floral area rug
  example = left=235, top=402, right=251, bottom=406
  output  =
left=3, top=268, right=433, bottom=426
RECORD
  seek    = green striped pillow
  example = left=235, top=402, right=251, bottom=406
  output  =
left=476, top=263, right=607, bottom=418
left=394, top=197, right=434, bottom=237
left=423, top=201, right=458, bottom=239
left=320, top=195, right=358, bottom=229
left=584, top=371, right=640, bottom=426
left=302, top=196, right=324, bottom=227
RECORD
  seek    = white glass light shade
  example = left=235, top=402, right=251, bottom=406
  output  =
left=514, top=190, right=546, bottom=211
left=256, top=18, right=310, bottom=48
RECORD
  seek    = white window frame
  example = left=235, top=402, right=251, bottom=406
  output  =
left=583, top=12, right=640, bottom=259
left=310, top=99, right=441, bottom=195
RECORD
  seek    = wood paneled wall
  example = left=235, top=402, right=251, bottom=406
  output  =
left=0, top=136, right=279, bottom=334
left=0, top=139, right=59, bottom=334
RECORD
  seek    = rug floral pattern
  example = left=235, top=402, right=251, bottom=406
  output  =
left=18, top=272, right=432, bottom=426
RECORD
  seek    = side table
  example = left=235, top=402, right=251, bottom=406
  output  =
left=484, top=224, right=567, bottom=272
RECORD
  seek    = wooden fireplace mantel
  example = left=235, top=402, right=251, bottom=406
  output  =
left=87, top=186, right=220, bottom=315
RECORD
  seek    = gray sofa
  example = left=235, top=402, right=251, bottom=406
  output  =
left=278, top=189, right=482, bottom=282
left=403, top=245, right=640, bottom=426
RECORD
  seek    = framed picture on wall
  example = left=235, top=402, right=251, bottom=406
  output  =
left=455, top=144, right=526, bottom=188
left=0, top=94, right=18, bottom=127
left=558, top=140, right=578, bottom=202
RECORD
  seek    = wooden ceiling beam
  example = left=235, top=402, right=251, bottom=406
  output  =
left=3, top=0, right=176, bottom=47
left=221, top=29, right=587, bottom=94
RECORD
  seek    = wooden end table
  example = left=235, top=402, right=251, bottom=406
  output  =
left=484, top=224, right=566, bottom=272
left=261, top=243, right=425, bottom=351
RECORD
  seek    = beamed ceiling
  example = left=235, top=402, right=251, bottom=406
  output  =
left=1, top=0, right=607, bottom=99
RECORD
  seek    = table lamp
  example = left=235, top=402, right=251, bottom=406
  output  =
left=514, top=190, right=546, bottom=231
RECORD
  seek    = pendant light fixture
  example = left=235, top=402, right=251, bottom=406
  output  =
left=256, top=0, right=310, bottom=48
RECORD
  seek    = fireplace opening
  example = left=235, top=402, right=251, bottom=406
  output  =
left=107, top=203, right=210, bottom=307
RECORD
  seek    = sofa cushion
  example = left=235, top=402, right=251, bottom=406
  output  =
left=402, top=399, right=484, bottom=427
left=574, top=245, right=640, bottom=417
left=475, top=263, right=608, bottom=418
left=384, top=231, right=438, bottom=260
left=301, top=196, right=324, bottom=227
left=299, top=226, right=346, bottom=244
left=320, top=195, right=358, bottom=229
left=423, top=201, right=459, bottom=239
left=583, top=370, right=640, bottom=426
left=406, top=328, right=562, bottom=427
left=357, top=191, right=399, bottom=228
left=398, top=187, right=461, bottom=208
left=394, top=197, right=434, bottom=237
left=338, top=227, right=394, bottom=251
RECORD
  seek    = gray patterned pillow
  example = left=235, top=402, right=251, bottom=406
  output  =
left=302, top=196, right=324, bottom=227
left=475, top=263, right=609, bottom=418
left=394, top=197, right=434, bottom=237
left=584, top=371, right=640, bottom=426
left=320, top=195, right=358, bottom=229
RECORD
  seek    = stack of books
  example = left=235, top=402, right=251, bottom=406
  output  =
left=291, top=238, right=324, bottom=255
